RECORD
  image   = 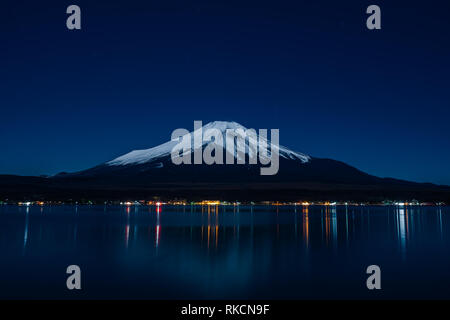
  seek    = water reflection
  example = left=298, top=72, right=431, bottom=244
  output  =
left=345, top=206, right=349, bottom=245
left=331, top=206, right=337, bottom=250
left=396, top=206, right=407, bottom=259
left=1, top=204, right=450, bottom=299
left=201, top=205, right=220, bottom=250
left=7, top=204, right=449, bottom=255
left=302, top=205, right=309, bottom=248
left=125, top=206, right=130, bottom=249
left=23, top=206, right=29, bottom=254
left=155, top=205, right=161, bottom=248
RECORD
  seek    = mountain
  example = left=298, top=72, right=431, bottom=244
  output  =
left=106, top=121, right=310, bottom=167
left=1, top=121, right=449, bottom=202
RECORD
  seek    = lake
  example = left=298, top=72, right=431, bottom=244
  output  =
left=0, top=204, right=449, bottom=299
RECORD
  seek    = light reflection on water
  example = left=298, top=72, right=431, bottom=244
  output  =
left=0, top=204, right=449, bottom=299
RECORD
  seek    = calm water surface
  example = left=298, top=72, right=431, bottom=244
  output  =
left=0, top=204, right=449, bottom=299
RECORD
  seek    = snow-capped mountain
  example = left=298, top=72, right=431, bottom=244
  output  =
left=52, top=120, right=430, bottom=188
left=106, top=121, right=310, bottom=167
left=1, top=120, right=449, bottom=202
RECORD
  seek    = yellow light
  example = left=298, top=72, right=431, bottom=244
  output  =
left=201, top=201, right=220, bottom=206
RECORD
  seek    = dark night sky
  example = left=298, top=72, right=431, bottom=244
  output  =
left=1, top=0, right=449, bottom=184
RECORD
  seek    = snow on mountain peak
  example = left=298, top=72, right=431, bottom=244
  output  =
left=106, top=121, right=310, bottom=166
left=202, top=121, right=247, bottom=132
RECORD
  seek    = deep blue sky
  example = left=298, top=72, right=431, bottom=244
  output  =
left=1, top=0, right=450, bottom=184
